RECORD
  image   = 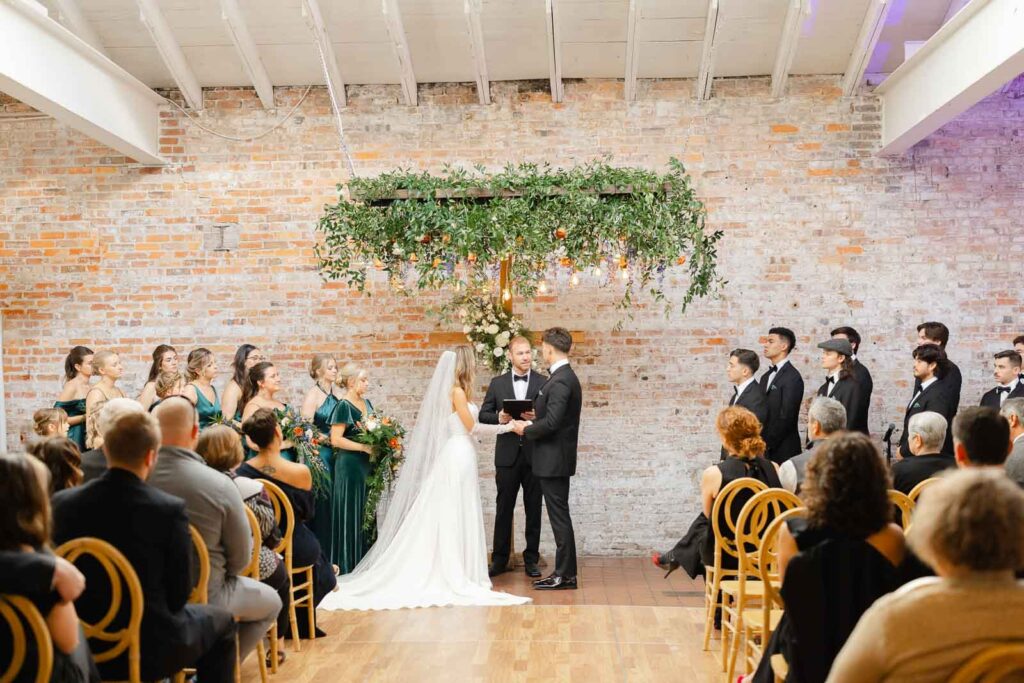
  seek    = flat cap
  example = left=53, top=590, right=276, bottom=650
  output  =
left=817, top=338, right=853, bottom=356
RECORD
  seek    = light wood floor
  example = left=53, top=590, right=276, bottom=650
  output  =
left=242, top=558, right=725, bottom=682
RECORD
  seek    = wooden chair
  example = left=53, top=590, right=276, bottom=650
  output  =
left=243, top=505, right=274, bottom=681
left=888, top=489, right=914, bottom=530
left=755, top=507, right=807, bottom=682
left=949, top=643, right=1024, bottom=682
left=0, top=594, right=53, bottom=683
left=702, top=477, right=769, bottom=653
left=55, top=538, right=143, bottom=683
left=723, top=489, right=802, bottom=680
left=260, top=479, right=315, bottom=652
left=173, top=525, right=213, bottom=683
left=908, top=477, right=941, bottom=504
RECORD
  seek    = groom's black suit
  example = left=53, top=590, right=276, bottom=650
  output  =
left=524, top=361, right=582, bottom=579
left=480, top=369, right=546, bottom=568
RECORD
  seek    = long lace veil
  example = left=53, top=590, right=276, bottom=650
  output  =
left=339, top=350, right=455, bottom=580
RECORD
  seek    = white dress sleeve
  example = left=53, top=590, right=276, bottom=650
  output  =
left=471, top=420, right=515, bottom=437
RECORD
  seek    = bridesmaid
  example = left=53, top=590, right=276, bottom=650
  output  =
left=301, top=354, right=341, bottom=558
left=181, top=348, right=221, bottom=429
left=240, top=361, right=296, bottom=462
left=84, top=351, right=126, bottom=449
left=328, top=362, right=375, bottom=573
left=222, top=344, right=266, bottom=425
left=55, top=345, right=93, bottom=452
left=137, top=344, right=178, bottom=410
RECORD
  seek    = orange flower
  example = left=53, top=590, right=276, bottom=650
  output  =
left=293, top=427, right=304, bottom=438
left=389, top=437, right=400, bottom=449
left=382, top=417, right=391, bottom=425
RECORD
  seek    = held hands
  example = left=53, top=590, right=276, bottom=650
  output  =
left=498, top=410, right=511, bottom=425
left=511, top=420, right=529, bottom=436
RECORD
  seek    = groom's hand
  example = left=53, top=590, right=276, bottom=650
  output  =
left=511, top=420, right=528, bottom=435
left=498, top=410, right=511, bottom=425
left=521, top=410, right=536, bottom=421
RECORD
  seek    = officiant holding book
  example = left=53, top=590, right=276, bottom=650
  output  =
left=480, top=335, right=546, bottom=578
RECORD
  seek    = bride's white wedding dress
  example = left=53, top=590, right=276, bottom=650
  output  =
left=318, top=397, right=532, bottom=610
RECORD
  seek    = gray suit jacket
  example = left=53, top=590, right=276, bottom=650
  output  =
left=147, top=445, right=252, bottom=601
left=1006, top=437, right=1024, bottom=488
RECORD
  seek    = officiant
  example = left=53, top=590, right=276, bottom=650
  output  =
left=479, top=335, right=546, bottom=578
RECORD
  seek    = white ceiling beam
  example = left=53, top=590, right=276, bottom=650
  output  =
left=876, top=0, right=1024, bottom=155
left=0, top=0, right=164, bottom=164
left=463, top=0, right=490, bottom=105
left=841, top=0, right=891, bottom=97
left=695, top=0, right=720, bottom=100
left=771, top=0, right=808, bottom=98
left=300, top=0, right=346, bottom=108
left=545, top=0, right=564, bottom=103
left=52, top=0, right=108, bottom=57
left=382, top=0, right=417, bottom=106
left=220, top=0, right=274, bottom=109
left=942, top=0, right=972, bottom=24
left=136, top=0, right=203, bottom=110
left=624, top=0, right=641, bottom=102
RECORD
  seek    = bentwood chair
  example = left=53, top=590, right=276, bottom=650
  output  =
left=173, top=525, right=212, bottom=683
left=244, top=504, right=274, bottom=681
left=55, top=538, right=144, bottom=683
left=260, top=480, right=316, bottom=653
left=703, top=477, right=768, bottom=653
left=908, top=477, right=941, bottom=504
left=888, top=489, right=915, bottom=530
left=753, top=507, right=807, bottom=680
left=949, top=643, right=1024, bottom=682
left=0, top=593, right=53, bottom=683
left=722, top=489, right=801, bottom=680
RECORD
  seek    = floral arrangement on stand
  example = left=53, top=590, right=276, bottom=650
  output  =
left=443, top=290, right=534, bottom=374
left=353, top=413, right=407, bottom=535
left=274, top=407, right=331, bottom=500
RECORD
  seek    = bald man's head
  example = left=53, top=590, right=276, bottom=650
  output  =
left=153, top=396, right=199, bottom=450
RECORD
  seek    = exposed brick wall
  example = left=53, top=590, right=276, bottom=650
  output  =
left=2, top=77, right=1022, bottom=556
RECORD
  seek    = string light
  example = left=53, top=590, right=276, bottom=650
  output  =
left=618, top=267, right=630, bottom=281
left=502, top=288, right=512, bottom=302
left=593, top=265, right=603, bottom=277
left=538, top=281, right=549, bottom=294
left=570, top=272, right=580, bottom=287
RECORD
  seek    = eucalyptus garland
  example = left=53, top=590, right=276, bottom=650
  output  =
left=315, top=158, right=723, bottom=313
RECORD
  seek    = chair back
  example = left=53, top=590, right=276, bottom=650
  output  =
left=908, top=477, right=941, bottom=503
left=259, top=479, right=296, bottom=571
left=949, top=643, right=1024, bottom=683
left=55, top=537, right=143, bottom=683
left=888, top=490, right=914, bottom=530
left=758, top=507, right=808, bottom=611
left=243, top=505, right=263, bottom=580
left=187, top=524, right=210, bottom=604
left=710, top=477, right=769, bottom=566
left=735, top=488, right=802, bottom=579
left=0, top=594, right=53, bottom=683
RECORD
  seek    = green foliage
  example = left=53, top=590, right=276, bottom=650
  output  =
left=315, top=158, right=723, bottom=313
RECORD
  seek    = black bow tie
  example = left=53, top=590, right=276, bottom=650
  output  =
left=998, top=386, right=1012, bottom=394
left=826, top=376, right=836, bottom=386
left=513, top=375, right=528, bottom=382
left=767, top=365, right=778, bottom=375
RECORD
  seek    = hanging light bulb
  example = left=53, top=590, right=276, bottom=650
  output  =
left=502, top=287, right=512, bottom=302
left=570, top=272, right=580, bottom=287
left=593, top=265, right=603, bottom=278
left=538, top=281, right=549, bottom=294
left=618, top=267, right=630, bottom=281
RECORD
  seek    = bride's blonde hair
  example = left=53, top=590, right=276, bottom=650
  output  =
left=453, top=346, right=476, bottom=401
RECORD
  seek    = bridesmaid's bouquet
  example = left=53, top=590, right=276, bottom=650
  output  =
left=353, top=413, right=407, bottom=534
left=274, top=407, right=331, bottom=500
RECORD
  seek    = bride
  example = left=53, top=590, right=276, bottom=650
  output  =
left=318, top=346, right=531, bottom=610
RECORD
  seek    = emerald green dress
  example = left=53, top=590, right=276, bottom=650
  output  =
left=311, top=388, right=340, bottom=561
left=328, top=397, right=374, bottom=573
left=190, top=384, right=222, bottom=430
left=54, top=398, right=87, bottom=451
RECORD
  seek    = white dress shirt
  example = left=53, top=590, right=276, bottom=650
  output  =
left=997, top=378, right=1020, bottom=406
left=548, top=359, right=569, bottom=376
left=764, top=357, right=790, bottom=390
left=825, top=370, right=841, bottom=397
left=512, top=369, right=531, bottom=401
left=909, top=376, right=938, bottom=407
left=733, top=377, right=756, bottom=404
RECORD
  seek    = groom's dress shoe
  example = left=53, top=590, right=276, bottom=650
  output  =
left=533, top=575, right=577, bottom=591
left=524, top=563, right=541, bottom=578
left=488, top=563, right=509, bottom=578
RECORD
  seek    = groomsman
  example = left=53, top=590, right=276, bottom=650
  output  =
left=831, top=326, right=872, bottom=434
left=916, top=321, right=962, bottom=411
left=900, top=344, right=957, bottom=458
left=723, top=349, right=768, bottom=459
left=1014, top=336, right=1024, bottom=382
left=980, top=350, right=1024, bottom=408
left=815, top=338, right=863, bottom=434
left=760, top=328, right=804, bottom=463
left=479, top=336, right=546, bottom=578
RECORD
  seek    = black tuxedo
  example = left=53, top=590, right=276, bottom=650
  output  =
left=759, top=361, right=805, bottom=464
left=850, top=359, right=873, bottom=434
left=980, top=383, right=1024, bottom=409
left=480, top=369, right=546, bottom=568
left=899, top=380, right=958, bottom=458
left=52, top=469, right=236, bottom=681
left=723, top=380, right=769, bottom=459
left=524, top=362, right=583, bottom=578
left=816, top=375, right=863, bottom=434
left=914, top=360, right=963, bottom=413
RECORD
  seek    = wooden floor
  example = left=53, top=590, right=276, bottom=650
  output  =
left=242, top=558, right=725, bottom=682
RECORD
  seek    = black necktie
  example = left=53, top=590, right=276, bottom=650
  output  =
left=513, top=375, right=528, bottom=383
left=730, top=386, right=738, bottom=406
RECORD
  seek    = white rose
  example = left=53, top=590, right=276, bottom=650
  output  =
left=366, top=419, right=380, bottom=432
left=493, top=347, right=504, bottom=357
left=458, top=308, right=468, bottom=319
left=495, top=331, right=510, bottom=347
left=486, top=324, right=499, bottom=335
left=463, top=325, right=472, bottom=334
left=476, top=342, right=486, bottom=352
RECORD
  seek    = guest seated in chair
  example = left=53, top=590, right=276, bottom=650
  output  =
left=77, top=398, right=144, bottom=484
left=653, top=406, right=781, bottom=584
left=829, top=469, right=1024, bottom=682
left=749, top=432, right=905, bottom=683
left=890, top=411, right=955, bottom=495
left=51, top=412, right=238, bottom=682
left=778, top=396, right=846, bottom=495
left=0, top=452, right=99, bottom=683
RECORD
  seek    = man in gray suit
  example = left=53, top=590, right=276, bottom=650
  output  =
left=148, top=397, right=280, bottom=662
left=1000, top=398, right=1024, bottom=486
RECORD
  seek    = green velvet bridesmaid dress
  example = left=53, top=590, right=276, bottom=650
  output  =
left=190, top=384, right=222, bottom=430
left=311, top=389, right=340, bottom=561
left=328, top=397, right=374, bottom=573
left=55, top=398, right=87, bottom=451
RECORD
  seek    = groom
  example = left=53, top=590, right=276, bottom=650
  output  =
left=513, top=327, right=582, bottom=590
